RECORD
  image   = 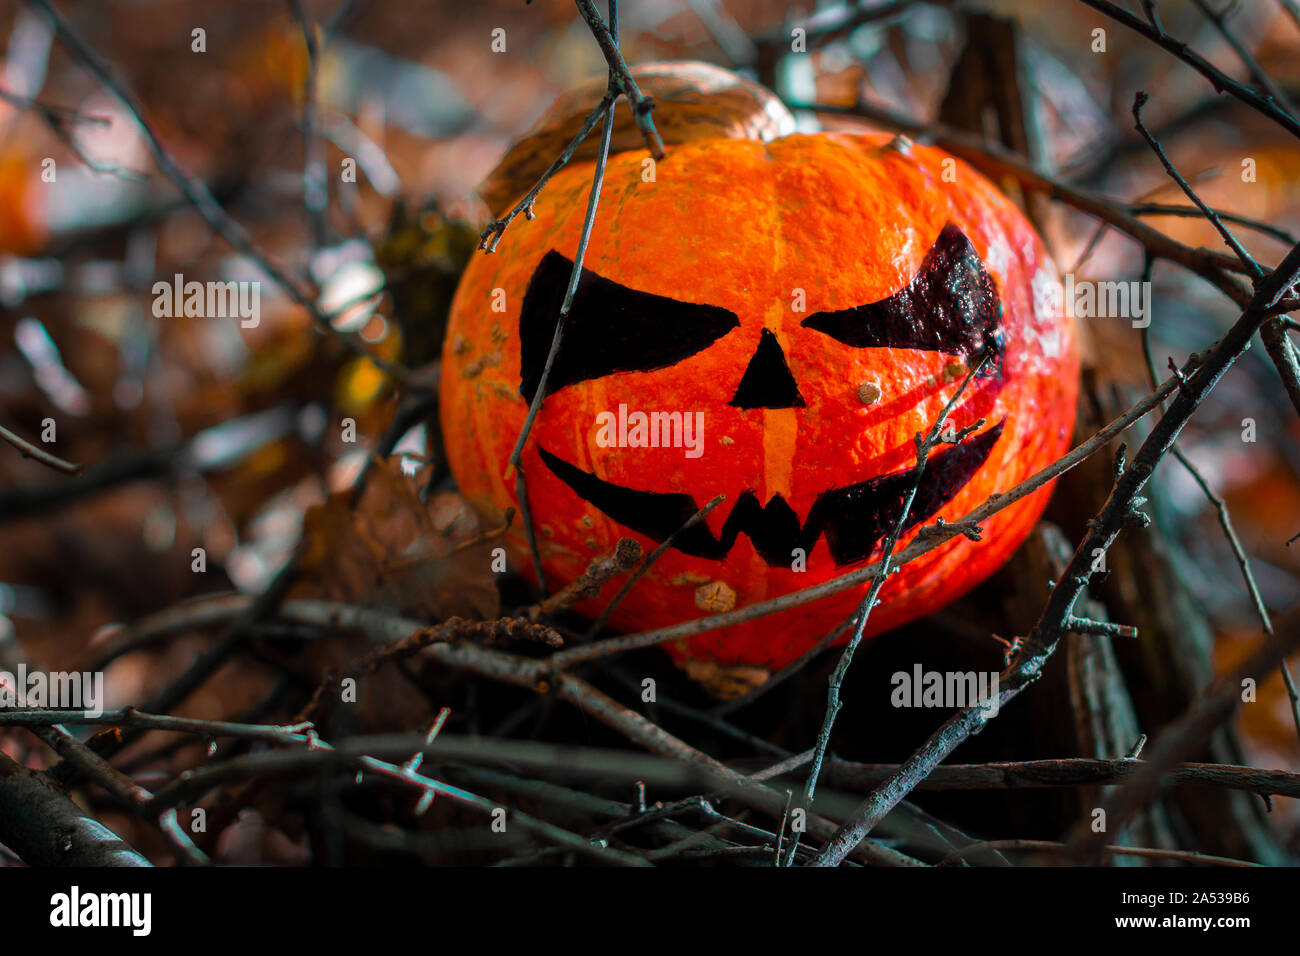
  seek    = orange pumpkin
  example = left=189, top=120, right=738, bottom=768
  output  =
left=441, top=78, right=1078, bottom=686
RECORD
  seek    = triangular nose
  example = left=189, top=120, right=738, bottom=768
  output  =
left=729, top=329, right=806, bottom=409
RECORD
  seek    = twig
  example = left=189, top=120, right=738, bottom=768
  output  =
left=573, top=0, right=664, bottom=159
left=348, top=748, right=649, bottom=865
left=0, top=751, right=151, bottom=866
left=1260, top=317, right=1300, bottom=418
left=549, top=373, right=1181, bottom=667
left=712, top=616, right=857, bottom=715
left=1063, top=616, right=1139, bottom=638
left=602, top=665, right=786, bottom=757
left=0, top=88, right=106, bottom=127
left=0, top=707, right=317, bottom=746
left=1126, top=733, right=1148, bottom=759
left=1131, top=91, right=1263, bottom=277
left=792, top=99, right=1255, bottom=297
left=1065, top=606, right=1300, bottom=861
left=1069, top=172, right=1223, bottom=275
left=349, top=388, right=440, bottom=507
left=546, top=670, right=922, bottom=866
left=87, top=592, right=259, bottom=671
left=809, top=238, right=1300, bottom=867
left=0, top=86, right=146, bottom=181
left=115, top=709, right=651, bottom=865
left=1191, top=0, right=1298, bottom=121
left=288, top=0, right=329, bottom=246
left=586, top=495, right=726, bottom=639
left=1141, top=314, right=1300, bottom=745
left=1130, top=203, right=1298, bottom=246
left=1139, top=0, right=1165, bottom=35
left=0, top=442, right=178, bottom=523
left=97, top=594, right=918, bottom=865
left=1080, top=0, right=1300, bottom=414
left=477, top=94, right=614, bottom=253
left=0, top=649, right=208, bottom=864
left=295, top=615, right=562, bottom=723
left=448, top=763, right=737, bottom=857
left=38, top=729, right=206, bottom=864
left=0, top=422, right=82, bottom=474
left=477, top=0, right=663, bottom=253
left=488, top=3, right=638, bottom=600
left=1077, top=0, right=1300, bottom=140
left=347, top=732, right=654, bottom=864
left=824, top=756, right=1300, bottom=799
left=753, top=0, right=917, bottom=50
left=527, top=538, right=642, bottom=621
left=593, top=793, right=780, bottom=847
left=26, top=0, right=409, bottom=384
left=99, top=552, right=305, bottom=764
left=507, top=91, right=616, bottom=597
left=937, top=838, right=1258, bottom=867
left=785, top=351, right=990, bottom=866
left=148, top=732, right=776, bottom=807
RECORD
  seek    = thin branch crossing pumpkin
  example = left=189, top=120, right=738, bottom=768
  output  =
left=441, top=65, right=1078, bottom=693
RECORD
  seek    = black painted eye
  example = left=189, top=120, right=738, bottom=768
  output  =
left=800, top=223, right=1004, bottom=367
left=519, top=250, right=740, bottom=402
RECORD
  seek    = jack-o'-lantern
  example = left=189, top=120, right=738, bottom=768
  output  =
left=441, top=64, right=1078, bottom=693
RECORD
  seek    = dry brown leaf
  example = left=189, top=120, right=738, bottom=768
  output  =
left=295, top=456, right=500, bottom=622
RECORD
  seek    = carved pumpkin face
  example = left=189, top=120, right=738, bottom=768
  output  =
left=442, top=132, right=1078, bottom=686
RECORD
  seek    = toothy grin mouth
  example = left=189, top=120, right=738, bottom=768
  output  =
left=537, top=419, right=1004, bottom=568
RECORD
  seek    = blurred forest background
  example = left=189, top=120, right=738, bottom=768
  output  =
left=1, top=0, right=1299, bottom=866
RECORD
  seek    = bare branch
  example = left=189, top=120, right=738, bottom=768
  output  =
left=1077, top=0, right=1300, bottom=139
left=786, top=351, right=992, bottom=866
left=938, top=838, right=1258, bottom=867
left=548, top=373, right=1181, bottom=667
left=0, top=751, right=152, bottom=867
left=826, top=756, right=1300, bottom=800
left=0, top=422, right=82, bottom=474
left=527, top=538, right=642, bottom=621
left=1131, top=91, right=1262, bottom=277
left=26, top=0, right=409, bottom=384
left=810, top=238, right=1300, bottom=866
left=586, top=495, right=726, bottom=639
